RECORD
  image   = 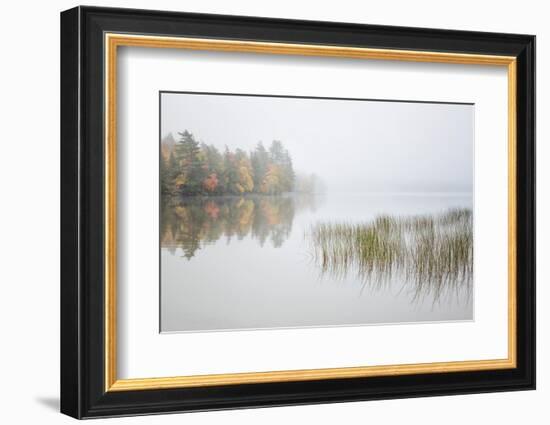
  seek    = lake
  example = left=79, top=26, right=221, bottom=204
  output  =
left=160, top=192, right=473, bottom=333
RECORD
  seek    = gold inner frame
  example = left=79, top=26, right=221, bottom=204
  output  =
left=104, top=33, right=517, bottom=392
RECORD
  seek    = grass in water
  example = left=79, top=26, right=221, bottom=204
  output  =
left=307, top=208, right=473, bottom=304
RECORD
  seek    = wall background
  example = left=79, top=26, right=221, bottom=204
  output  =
left=0, top=0, right=544, bottom=423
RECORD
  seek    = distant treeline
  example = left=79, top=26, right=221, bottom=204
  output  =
left=161, top=130, right=319, bottom=196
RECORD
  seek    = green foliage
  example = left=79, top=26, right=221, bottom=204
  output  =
left=160, top=131, right=298, bottom=196
left=160, top=148, right=169, bottom=194
left=172, top=130, right=206, bottom=195
left=250, top=142, right=269, bottom=192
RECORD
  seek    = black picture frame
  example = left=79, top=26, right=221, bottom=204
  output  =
left=61, top=5, right=535, bottom=419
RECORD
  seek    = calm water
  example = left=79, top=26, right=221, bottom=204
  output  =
left=160, top=193, right=473, bottom=333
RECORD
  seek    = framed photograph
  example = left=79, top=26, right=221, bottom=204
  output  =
left=60, top=6, right=535, bottom=419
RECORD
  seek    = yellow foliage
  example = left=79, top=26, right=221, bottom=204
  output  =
left=238, top=200, right=255, bottom=228
left=174, top=174, right=187, bottom=186
left=238, top=164, right=254, bottom=193
left=260, top=164, right=282, bottom=194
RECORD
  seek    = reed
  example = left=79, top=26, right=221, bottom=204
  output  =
left=307, top=208, right=473, bottom=303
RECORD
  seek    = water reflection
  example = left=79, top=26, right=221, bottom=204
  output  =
left=161, top=194, right=321, bottom=259
left=161, top=195, right=474, bottom=332
left=308, top=208, right=473, bottom=304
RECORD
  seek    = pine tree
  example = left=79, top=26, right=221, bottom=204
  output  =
left=161, top=131, right=297, bottom=197
left=222, top=147, right=239, bottom=194
left=160, top=154, right=169, bottom=194
left=251, top=142, right=269, bottom=193
left=269, top=140, right=286, bottom=165
left=266, top=141, right=295, bottom=193
left=281, top=149, right=295, bottom=192
left=174, top=130, right=206, bottom=194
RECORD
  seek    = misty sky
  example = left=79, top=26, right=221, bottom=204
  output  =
left=161, top=92, right=473, bottom=193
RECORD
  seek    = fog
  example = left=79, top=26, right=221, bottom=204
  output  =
left=161, top=92, right=473, bottom=193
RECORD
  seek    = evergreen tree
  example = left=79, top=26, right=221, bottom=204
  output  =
left=266, top=140, right=295, bottom=193
left=269, top=140, right=285, bottom=165
left=162, top=130, right=299, bottom=197
left=160, top=154, right=169, bottom=194
left=174, top=130, right=205, bottom=194
left=168, top=151, right=178, bottom=185
left=280, top=149, right=295, bottom=192
left=222, top=147, right=240, bottom=194
left=251, top=142, right=269, bottom=193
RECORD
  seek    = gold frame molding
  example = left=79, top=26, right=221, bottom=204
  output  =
left=104, top=33, right=517, bottom=392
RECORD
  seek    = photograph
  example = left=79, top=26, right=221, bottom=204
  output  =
left=57, top=4, right=536, bottom=419
left=159, top=92, right=474, bottom=333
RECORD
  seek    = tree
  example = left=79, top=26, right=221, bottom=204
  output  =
left=161, top=133, right=176, bottom=161
left=174, top=130, right=206, bottom=194
left=203, top=173, right=219, bottom=192
left=160, top=154, right=170, bottom=194
left=269, top=140, right=286, bottom=164
left=235, top=149, right=254, bottom=193
left=251, top=142, right=269, bottom=193
left=162, top=130, right=297, bottom=197
left=222, top=147, right=240, bottom=194
left=261, top=164, right=283, bottom=194
left=280, top=149, right=295, bottom=192
left=294, top=173, right=324, bottom=193
left=267, top=140, right=295, bottom=193
left=159, top=151, right=180, bottom=195
left=201, top=143, right=224, bottom=193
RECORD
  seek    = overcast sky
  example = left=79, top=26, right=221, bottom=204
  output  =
left=161, top=92, right=473, bottom=193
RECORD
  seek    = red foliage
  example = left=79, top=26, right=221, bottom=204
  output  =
left=203, top=173, right=219, bottom=192
left=203, top=201, right=220, bottom=219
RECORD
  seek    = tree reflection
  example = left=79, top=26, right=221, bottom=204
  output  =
left=161, top=194, right=320, bottom=259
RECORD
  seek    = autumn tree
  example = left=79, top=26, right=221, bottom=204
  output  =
left=174, top=130, right=206, bottom=194
left=250, top=142, right=269, bottom=193
left=222, top=148, right=240, bottom=194
left=160, top=151, right=169, bottom=194
left=201, top=143, right=224, bottom=193
left=261, top=164, right=283, bottom=194
left=235, top=149, right=254, bottom=194
left=162, top=130, right=298, bottom=197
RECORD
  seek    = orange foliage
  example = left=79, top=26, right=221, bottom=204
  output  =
left=203, top=201, right=220, bottom=219
left=203, top=173, right=219, bottom=192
